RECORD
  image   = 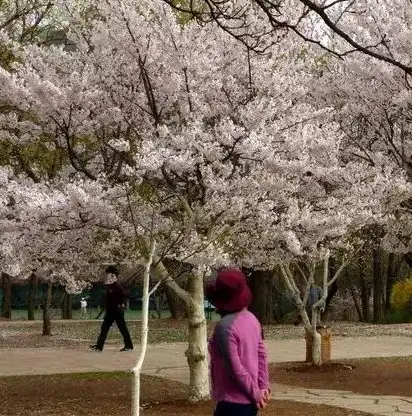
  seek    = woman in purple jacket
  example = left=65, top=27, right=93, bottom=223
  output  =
left=206, top=268, right=271, bottom=416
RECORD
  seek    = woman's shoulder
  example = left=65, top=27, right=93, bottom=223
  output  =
left=229, top=310, right=260, bottom=331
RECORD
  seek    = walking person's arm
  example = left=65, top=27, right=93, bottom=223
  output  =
left=258, top=335, right=270, bottom=391
left=257, top=331, right=271, bottom=408
left=216, top=327, right=266, bottom=405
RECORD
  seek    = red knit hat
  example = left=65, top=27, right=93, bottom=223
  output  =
left=205, top=268, right=252, bottom=312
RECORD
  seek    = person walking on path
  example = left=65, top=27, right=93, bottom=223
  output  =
left=206, top=268, right=271, bottom=416
left=80, top=298, right=88, bottom=319
left=90, top=266, right=133, bottom=352
left=294, top=283, right=322, bottom=326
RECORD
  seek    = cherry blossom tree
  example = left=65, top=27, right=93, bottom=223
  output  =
left=217, top=96, right=411, bottom=364
left=163, top=0, right=412, bottom=75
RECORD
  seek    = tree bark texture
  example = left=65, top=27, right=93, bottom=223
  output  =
left=152, top=259, right=209, bottom=401
left=132, top=241, right=156, bottom=416
left=311, top=331, right=322, bottom=366
left=349, top=285, right=363, bottom=322
left=166, top=285, right=188, bottom=319
left=1, top=273, right=12, bottom=319
left=185, top=273, right=209, bottom=401
left=385, top=253, right=399, bottom=314
left=28, top=273, right=37, bottom=320
left=373, top=249, right=385, bottom=323
left=61, top=292, right=72, bottom=319
left=359, top=264, right=370, bottom=322
left=248, top=270, right=275, bottom=324
left=42, top=283, right=53, bottom=336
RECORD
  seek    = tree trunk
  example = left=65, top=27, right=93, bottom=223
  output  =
left=61, top=292, right=72, bottom=319
left=1, top=273, right=12, bottom=319
left=359, top=272, right=370, bottom=322
left=311, top=330, right=322, bottom=366
left=349, top=285, right=363, bottom=322
left=248, top=270, right=275, bottom=324
left=132, top=241, right=156, bottom=416
left=185, top=273, right=209, bottom=401
left=42, top=283, right=52, bottom=336
left=28, top=273, right=37, bottom=320
left=152, top=259, right=209, bottom=401
left=166, top=286, right=187, bottom=319
left=385, top=253, right=398, bottom=314
left=322, top=280, right=338, bottom=321
left=373, top=249, right=384, bottom=323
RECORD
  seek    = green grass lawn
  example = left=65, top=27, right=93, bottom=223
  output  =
left=10, top=308, right=219, bottom=321
left=10, top=308, right=160, bottom=320
left=1, top=309, right=220, bottom=345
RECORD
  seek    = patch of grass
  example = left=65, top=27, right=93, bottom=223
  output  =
left=380, top=309, right=412, bottom=324
left=2, top=371, right=132, bottom=382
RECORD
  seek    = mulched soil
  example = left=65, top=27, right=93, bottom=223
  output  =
left=271, top=356, right=412, bottom=397
left=0, top=373, right=369, bottom=416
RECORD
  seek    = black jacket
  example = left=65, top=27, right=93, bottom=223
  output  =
left=105, top=281, right=127, bottom=312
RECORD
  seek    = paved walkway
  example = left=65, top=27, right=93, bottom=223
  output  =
left=275, top=384, right=412, bottom=416
left=1, top=336, right=412, bottom=415
left=2, top=336, right=412, bottom=379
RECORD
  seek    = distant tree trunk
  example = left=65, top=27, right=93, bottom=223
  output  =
left=28, top=273, right=37, bottom=320
left=150, top=293, right=162, bottom=319
left=373, top=249, right=384, bottom=323
left=166, top=286, right=187, bottom=319
left=385, top=253, right=399, bottom=314
left=61, top=292, right=72, bottom=319
left=349, top=285, right=363, bottom=322
left=1, top=273, right=12, bottom=319
left=42, top=283, right=53, bottom=336
left=359, top=271, right=370, bottom=322
left=248, top=270, right=275, bottom=324
left=404, top=253, right=412, bottom=268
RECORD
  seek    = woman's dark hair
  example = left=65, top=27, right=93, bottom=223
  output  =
left=105, top=265, right=119, bottom=276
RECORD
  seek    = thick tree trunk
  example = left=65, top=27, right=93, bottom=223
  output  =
left=248, top=270, right=275, bottom=324
left=153, top=259, right=209, bottom=401
left=311, top=330, right=322, bottom=366
left=185, top=273, right=209, bottom=401
left=349, top=285, right=363, bottom=322
left=28, top=273, right=37, bottom=320
left=373, top=249, right=384, bottom=323
left=42, top=283, right=53, bottom=336
left=385, top=253, right=398, bottom=314
left=61, top=292, right=72, bottom=319
left=359, top=272, right=370, bottom=322
left=166, top=286, right=187, bottom=319
left=1, top=273, right=12, bottom=319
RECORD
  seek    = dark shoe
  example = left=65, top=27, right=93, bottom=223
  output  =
left=120, top=347, right=133, bottom=352
left=89, top=345, right=102, bottom=351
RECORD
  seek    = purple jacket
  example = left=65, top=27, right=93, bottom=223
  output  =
left=208, top=310, right=270, bottom=404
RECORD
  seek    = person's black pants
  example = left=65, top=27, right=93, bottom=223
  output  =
left=96, top=310, right=133, bottom=350
left=214, top=401, right=257, bottom=416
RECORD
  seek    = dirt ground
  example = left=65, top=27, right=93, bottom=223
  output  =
left=0, top=373, right=368, bottom=416
left=271, top=356, right=412, bottom=396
